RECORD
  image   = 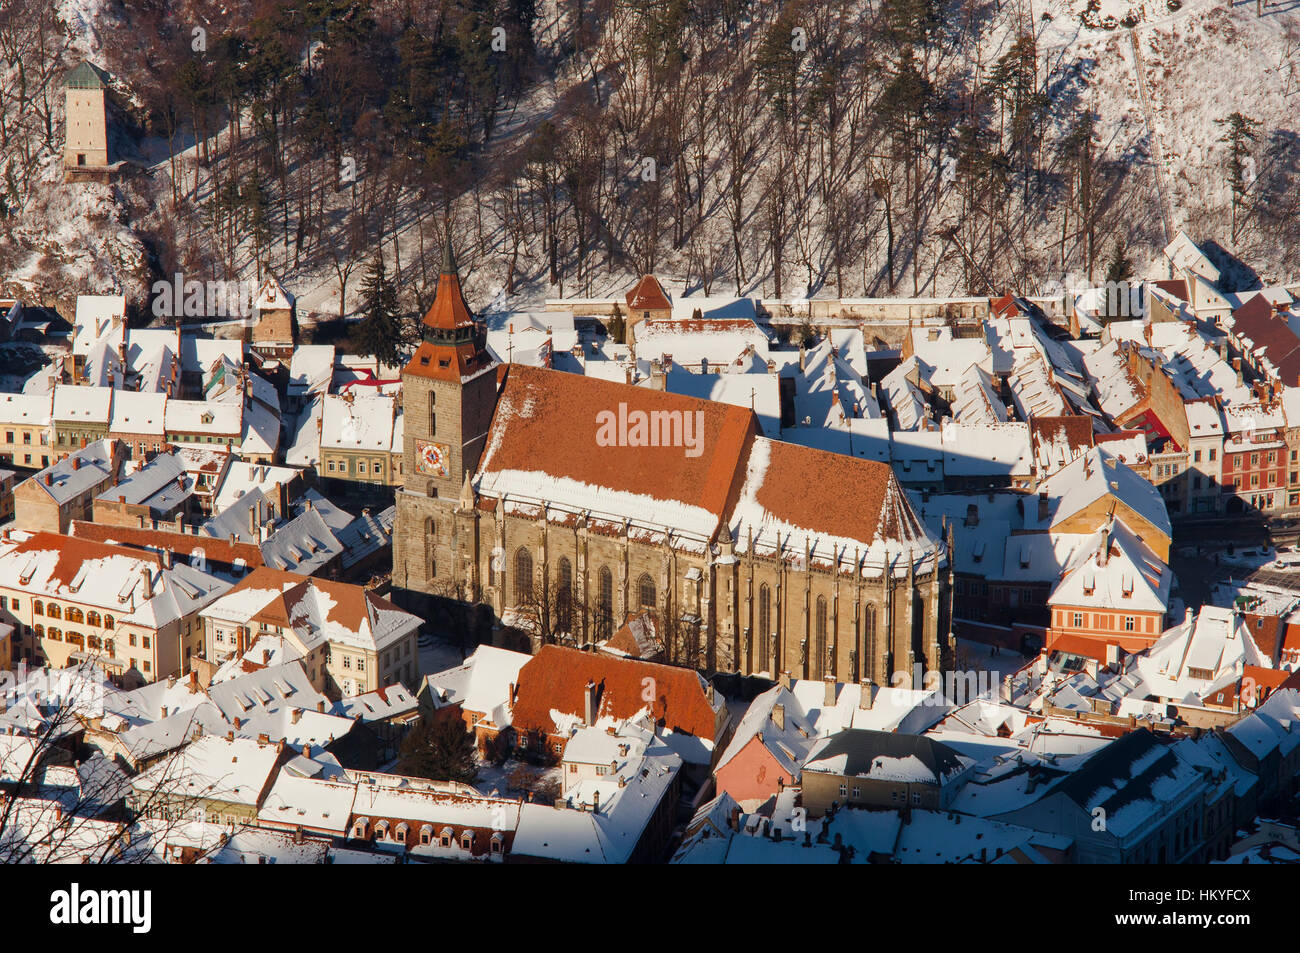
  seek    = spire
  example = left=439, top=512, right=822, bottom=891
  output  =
left=421, top=223, right=475, bottom=334
left=441, top=217, right=457, bottom=276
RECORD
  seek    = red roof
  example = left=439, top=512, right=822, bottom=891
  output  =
left=744, top=438, right=919, bottom=555
left=476, top=365, right=758, bottom=531
left=422, top=260, right=475, bottom=333
left=1029, top=416, right=1094, bottom=455
left=1231, top=293, right=1300, bottom=385
left=510, top=645, right=720, bottom=740
left=1047, top=633, right=1111, bottom=662
left=1152, top=279, right=1189, bottom=302
left=70, top=520, right=265, bottom=568
left=7, top=531, right=161, bottom=587
left=625, top=274, right=671, bottom=312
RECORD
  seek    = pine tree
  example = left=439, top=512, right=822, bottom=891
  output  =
left=396, top=717, right=479, bottom=784
left=356, top=254, right=403, bottom=371
left=1216, top=111, right=1261, bottom=245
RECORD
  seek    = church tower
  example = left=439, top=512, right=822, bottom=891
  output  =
left=393, top=234, right=499, bottom=603
left=64, top=61, right=112, bottom=180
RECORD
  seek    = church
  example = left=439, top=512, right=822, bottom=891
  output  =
left=393, top=244, right=954, bottom=685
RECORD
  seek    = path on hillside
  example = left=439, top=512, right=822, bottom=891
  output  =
left=1128, top=27, right=1174, bottom=245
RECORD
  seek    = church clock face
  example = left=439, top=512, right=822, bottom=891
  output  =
left=416, top=439, right=450, bottom=477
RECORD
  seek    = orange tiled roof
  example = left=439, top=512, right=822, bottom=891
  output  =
left=511, top=645, right=719, bottom=740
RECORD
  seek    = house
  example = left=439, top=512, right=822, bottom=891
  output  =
left=250, top=276, right=297, bottom=360
left=1045, top=515, right=1172, bottom=654
left=198, top=567, right=421, bottom=698
left=0, top=392, right=53, bottom=470
left=712, top=684, right=817, bottom=812
left=800, top=729, right=975, bottom=816
left=13, top=438, right=125, bottom=533
left=92, top=454, right=192, bottom=528
left=418, top=644, right=531, bottom=753
left=507, top=645, right=730, bottom=762
left=0, top=530, right=231, bottom=679
left=129, top=734, right=288, bottom=827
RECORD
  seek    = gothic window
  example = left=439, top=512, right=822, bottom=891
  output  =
left=758, top=584, right=771, bottom=672
left=638, top=574, right=656, bottom=610
left=815, top=596, right=828, bottom=679
left=513, top=548, right=534, bottom=605
left=597, top=566, right=614, bottom=635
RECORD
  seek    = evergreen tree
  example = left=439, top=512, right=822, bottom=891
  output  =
left=1216, top=111, right=1261, bottom=245
left=396, top=717, right=479, bottom=784
left=356, top=253, right=403, bottom=371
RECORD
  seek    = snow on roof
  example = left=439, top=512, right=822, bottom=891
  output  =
left=1037, top=447, right=1171, bottom=540
left=422, top=645, right=531, bottom=726
left=730, top=436, right=942, bottom=574
left=211, top=462, right=297, bottom=514
left=284, top=397, right=323, bottom=469
left=906, top=327, right=992, bottom=389
left=108, top=389, right=167, bottom=435
left=952, top=363, right=1008, bottom=424
left=165, top=398, right=242, bottom=438
left=53, top=383, right=113, bottom=424
left=321, top=392, right=397, bottom=452
left=1047, top=516, right=1171, bottom=614
left=132, top=734, right=282, bottom=806
left=0, top=391, right=53, bottom=427
left=72, top=295, right=126, bottom=356
left=255, top=276, right=295, bottom=312
left=24, top=438, right=117, bottom=504
left=1164, top=231, right=1220, bottom=285
left=941, top=421, right=1031, bottom=478
left=632, top=314, right=772, bottom=371
left=286, top=345, right=335, bottom=399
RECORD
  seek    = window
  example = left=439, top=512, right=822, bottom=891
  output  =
left=815, top=596, right=828, bottom=679
left=87, top=611, right=100, bottom=626
left=143, top=635, right=150, bottom=649
left=343, top=656, right=351, bottom=669
left=513, top=548, right=533, bottom=604
left=1124, top=616, right=1136, bottom=632
left=46, top=604, right=60, bottom=620
left=104, top=615, right=114, bottom=629
left=32, top=600, right=42, bottom=616
left=357, top=658, right=365, bottom=672
left=757, top=584, right=771, bottom=671
left=852, top=787, right=861, bottom=798
left=1193, top=449, right=1201, bottom=463
left=598, top=566, right=614, bottom=632
left=129, top=633, right=137, bottom=647
left=1209, top=448, right=1216, bottom=461
left=1072, top=612, right=1084, bottom=628
left=839, top=784, right=848, bottom=797
left=911, top=793, right=921, bottom=805
left=637, top=573, right=655, bottom=610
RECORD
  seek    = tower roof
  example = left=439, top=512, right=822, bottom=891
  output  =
left=66, top=61, right=110, bottom=90
left=626, top=274, right=671, bottom=312
left=420, top=235, right=475, bottom=332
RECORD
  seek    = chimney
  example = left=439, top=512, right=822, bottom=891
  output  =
left=257, top=732, right=270, bottom=745
left=72, top=457, right=81, bottom=471
left=248, top=502, right=258, bottom=537
left=583, top=680, right=598, bottom=726
left=649, top=360, right=666, bottom=391
left=140, top=567, right=153, bottom=599
left=824, top=677, right=836, bottom=706
left=291, top=708, right=302, bottom=724
left=302, top=743, right=311, bottom=759
left=1106, top=643, right=1122, bottom=669
left=1037, top=489, right=1049, bottom=523
left=859, top=682, right=876, bottom=710
left=771, top=703, right=785, bottom=731
left=43, top=473, right=52, bottom=486
left=316, top=700, right=325, bottom=713
left=778, top=671, right=792, bottom=691
left=591, top=790, right=600, bottom=815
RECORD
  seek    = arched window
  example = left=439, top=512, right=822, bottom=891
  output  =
left=87, top=611, right=101, bottom=627
left=815, top=596, right=828, bottom=679
left=597, top=566, right=614, bottom=635
left=513, top=548, right=533, bottom=604
left=66, top=607, right=83, bottom=624
left=105, top=639, right=114, bottom=655
left=557, top=557, right=574, bottom=633
left=638, top=574, right=656, bottom=610
left=32, top=600, right=42, bottom=616
left=758, top=584, right=771, bottom=672
left=103, top=615, right=114, bottom=630
left=46, top=603, right=61, bottom=620
left=33, top=624, right=44, bottom=639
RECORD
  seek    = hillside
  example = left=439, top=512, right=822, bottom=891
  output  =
left=1, top=0, right=1297, bottom=319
